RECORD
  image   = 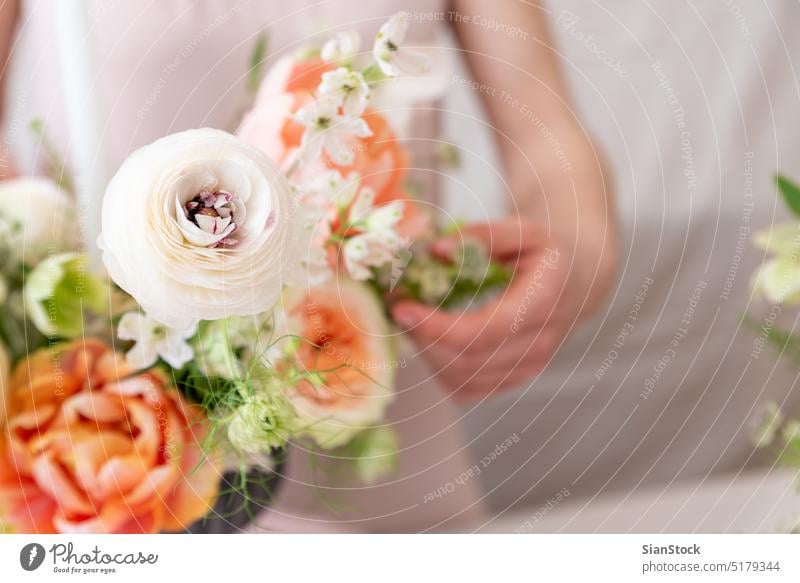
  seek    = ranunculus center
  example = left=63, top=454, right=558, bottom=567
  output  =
left=183, top=190, right=241, bottom=247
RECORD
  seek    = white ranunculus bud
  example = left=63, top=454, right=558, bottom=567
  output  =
left=99, top=128, right=308, bottom=327
left=0, top=177, right=77, bottom=264
left=321, top=30, right=361, bottom=63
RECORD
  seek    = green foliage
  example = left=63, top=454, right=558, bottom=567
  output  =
left=247, top=33, right=269, bottom=93
left=29, top=118, right=74, bottom=194
left=376, top=237, right=512, bottom=310
left=24, top=253, right=107, bottom=339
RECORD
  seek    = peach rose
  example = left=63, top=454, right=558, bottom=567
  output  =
left=285, top=278, right=394, bottom=447
left=0, top=339, right=218, bottom=533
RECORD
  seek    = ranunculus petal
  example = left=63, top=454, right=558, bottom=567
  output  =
left=99, top=129, right=308, bottom=328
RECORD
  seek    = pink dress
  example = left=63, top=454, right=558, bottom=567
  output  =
left=4, top=0, right=486, bottom=532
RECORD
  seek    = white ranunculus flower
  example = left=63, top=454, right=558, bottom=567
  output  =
left=99, top=128, right=307, bottom=327
left=0, top=177, right=77, bottom=264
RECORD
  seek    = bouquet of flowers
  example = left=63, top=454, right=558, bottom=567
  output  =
left=0, top=13, right=508, bottom=534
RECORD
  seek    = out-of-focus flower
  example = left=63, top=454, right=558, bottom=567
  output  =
left=0, top=339, right=218, bottom=533
left=321, top=30, right=361, bottom=63
left=0, top=177, right=77, bottom=265
left=783, top=420, right=800, bottom=443
left=24, top=253, right=107, bottom=339
left=117, top=311, right=197, bottom=370
left=226, top=388, right=296, bottom=457
left=239, top=60, right=428, bottom=239
left=0, top=341, right=8, bottom=430
left=752, top=224, right=800, bottom=304
left=343, top=426, right=398, bottom=484
left=283, top=277, right=394, bottom=448
left=99, top=129, right=307, bottom=328
left=325, top=181, right=406, bottom=281
left=191, top=313, right=283, bottom=380
left=294, top=97, right=372, bottom=166
left=318, top=67, right=371, bottom=117
left=373, top=12, right=429, bottom=78
left=751, top=402, right=784, bottom=448
left=237, top=56, right=336, bottom=167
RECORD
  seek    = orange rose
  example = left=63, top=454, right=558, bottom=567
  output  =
left=238, top=56, right=335, bottom=167
left=0, top=339, right=218, bottom=533
left=237, top=57, right=429, bottom=239
left=286, top=278, right=394, bottom=447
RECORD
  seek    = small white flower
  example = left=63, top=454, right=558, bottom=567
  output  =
left=297, top=168, right=357, bottom=205
left=319, top=67, right=371, bottom=117
left=752, top=223, right=800, bottom=304
left=343, top=231, right=403, bottom=281
left=750, top=402, right=784, bottom=448
left=321, top=30, right=361, bottom=62
left=373, top=12, right=430, bottom=78
left=328, top=184, right=407, bottom=280
left=295, top=97, right=372, bottom=165
left=117, top=311, right=197, bottom=370
left=364, top=200, right=404, bottom=231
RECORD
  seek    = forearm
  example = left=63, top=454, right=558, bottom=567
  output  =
left=450, top=0, right=616, bottom=314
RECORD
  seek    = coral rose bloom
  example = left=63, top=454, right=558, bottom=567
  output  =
left=237, top=56, right=428, bottom=239
left=0, top=339, right=218, bottom=533
left=286, top=278, right=394, bottom=448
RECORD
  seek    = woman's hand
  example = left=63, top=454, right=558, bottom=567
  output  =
left=392, top=215, right=616, bottom=403
left=0, top=154, right=18, bottom=181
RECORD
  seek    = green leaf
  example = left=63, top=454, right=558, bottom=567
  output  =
left=776, top=174, right=800, bottom=218
left=247, top=33, right=268, bottom=93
